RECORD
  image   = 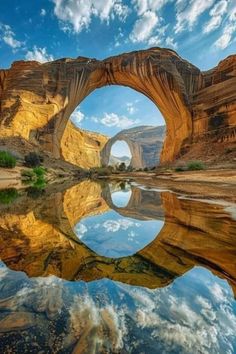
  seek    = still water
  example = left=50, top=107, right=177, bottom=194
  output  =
left=0, top=179, right=235, bottom=353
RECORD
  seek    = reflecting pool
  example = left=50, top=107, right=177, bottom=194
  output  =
left=0, top=179, right=235, bottom=353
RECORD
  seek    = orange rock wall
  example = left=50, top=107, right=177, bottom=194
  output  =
left=0, top=48, right=235, bottom=165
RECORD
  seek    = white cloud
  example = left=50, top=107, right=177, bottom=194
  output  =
left=203, top=0, right=228, bottom=34
left=25, top=46, right=54, bottom=62
left=103, top=219, right=140, bottom=232
left=165, top=36, right=178, bottom=49
left=0, top=23, right=24, bottom=49
left=93, top=112, right=140, bottom=129
left=40, top=8, right=46, bottom=16
left=70, top=109, right=85, bottom=126
left=130, top=10, right=158, bottom=42
left=132, top=0, right=171, bottom=15
left=174, top=0, right=215, bottom=33
left=214, top=5, right=236, bottom=50
left=126, top=102, right=137, bottom=115
left=75, top=223, right=88, bottom=239
left=52, top=0, right=129, bottom=34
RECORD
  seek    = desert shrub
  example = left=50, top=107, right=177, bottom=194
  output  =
left=187, top=161, right=205, bottom=171
left=33, top=166, right=46, bottom=177
left=0, top=188, right=19, bottom=204
left=21, top=169, right=35, bottom=179
left=24, top=152, right=43, bottom=167
left=144, top=167, right=149, bottom=172
left=0, top=151, right=16, bottom=168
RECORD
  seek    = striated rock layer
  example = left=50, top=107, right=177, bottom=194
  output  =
left=101, top=125, right=165, bottom=168
left=0, top=48, right=235, bottom=165
left=61, top=121, right=108, bottom=168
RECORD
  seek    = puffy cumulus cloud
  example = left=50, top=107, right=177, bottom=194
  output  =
left=174, top=0, right=215, bottom=33
left=103, top=219, right=140, bottom=232
left=129, top=10, right=158, bottom=43
left=25, top=46, right=54, bottom=63
left=52, top=0, right=129, bottom=34
left=70, top=109, right=85, bottom=126
left=203, top=0, right=228, bottom=34
left=214, top=5, right=236, bottom=50
left=93, top=112, right=140, bottom=129
left=0, top=23, right=24, bottom=50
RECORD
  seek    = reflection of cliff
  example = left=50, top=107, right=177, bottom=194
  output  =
left=102, top=183, right=164, bottom=220
left=0, top=182, right=235, bottom=293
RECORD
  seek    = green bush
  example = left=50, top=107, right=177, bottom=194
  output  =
left=33, top=166, right=46, bottom=177
left=0, top=151, right=16, bottom=168
left=24, top=152, right=43, bottom=167
left=187, top=161, right=205, bottom=171
left=0, top=188, right=19, bottom=204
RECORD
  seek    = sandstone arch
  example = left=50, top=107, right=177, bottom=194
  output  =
left=101, top=125, right=165, bottom=168
left=0, top=48, right=235, bottom=164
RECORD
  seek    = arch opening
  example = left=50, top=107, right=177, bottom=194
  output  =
left=60, top=85, right=166, bottom=170
left=109, top=140, right=132, bottom=169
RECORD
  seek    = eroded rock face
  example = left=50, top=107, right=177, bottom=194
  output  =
left=101, top=125, right=165, bottom=168
left=0, top=48, right=235, bottom=165
left=61, top=121, right=108, bottom=168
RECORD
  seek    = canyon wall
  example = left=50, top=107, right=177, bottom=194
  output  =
left=0, top=48, right=235, bottom=166
left=61, top=121, right=108, bottom=168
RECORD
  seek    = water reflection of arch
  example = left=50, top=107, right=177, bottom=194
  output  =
left=102, top=183, right=165, bottom=221
left=0, top=181, right=235, bottom=295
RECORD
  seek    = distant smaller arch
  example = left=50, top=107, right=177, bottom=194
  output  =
left=101, top=125, right=165, bottom=169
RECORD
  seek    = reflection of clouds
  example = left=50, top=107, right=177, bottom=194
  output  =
left=102, top=219, right=140, bottom=233
left=74, top=223, right=88, bottom=239
left=68, top=295, right=126, bottom=352
left=0, top=263, right=236, bottom=353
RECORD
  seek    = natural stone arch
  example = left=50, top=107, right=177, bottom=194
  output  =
left=101, top=125, right=165, bottom=169
left=0, top=47, right=235, bottom=164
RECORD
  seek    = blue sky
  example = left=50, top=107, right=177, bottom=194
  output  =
left=0, top=0, right=235, bottom=155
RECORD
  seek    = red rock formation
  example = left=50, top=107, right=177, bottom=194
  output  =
left=0, top=48, right=235, bottom=165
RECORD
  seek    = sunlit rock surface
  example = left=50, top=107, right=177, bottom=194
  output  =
left=0, top=48, right=235, bottom=165
left=61, top=121, right=108, bottom=168
left=101, top=125, right=165, bottom=168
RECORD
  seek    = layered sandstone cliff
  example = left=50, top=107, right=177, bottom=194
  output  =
left=61, top=121, right=108, bottom=168
left=0, top=48, right=235, bottom=166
